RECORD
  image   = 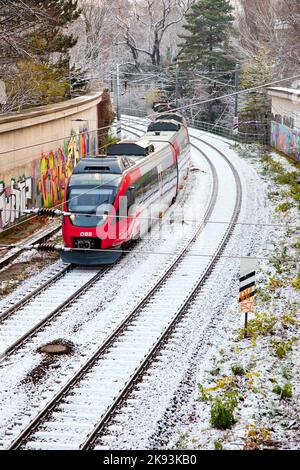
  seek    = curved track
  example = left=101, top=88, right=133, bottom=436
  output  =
left=0, top=265, right=113, bottom=363
left=5, top=120, right=242, bottom=450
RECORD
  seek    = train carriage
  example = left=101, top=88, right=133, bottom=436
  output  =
left=61, top=111, right=190, bottom=265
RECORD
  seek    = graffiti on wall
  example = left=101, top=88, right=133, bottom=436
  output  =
left=0, top=127, right=91, bottom=228
left=0, top=177, right=32, bottom=228
left=271, top=121, right=300, bottom=162
left=272, top=113, right=295, bottom=129
left=38, top=128, right=90, bottom=208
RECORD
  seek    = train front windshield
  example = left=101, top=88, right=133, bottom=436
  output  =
left=67, top=173, right=121, bottom=227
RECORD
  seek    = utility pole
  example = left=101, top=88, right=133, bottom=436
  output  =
left=110, top=71, right=114, bottom=93
left=175, top=62, right=180, bottom=108
left=116, top=63, right=121, bottom=139
left=233, top=63, right=240, bottom=135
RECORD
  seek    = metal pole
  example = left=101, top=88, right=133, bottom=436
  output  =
left=244, top=311, right=248, bottom=338
left=116, top=63, right=121, bottom=139
left=233, top=63, right=240, bottom=134
left=235, top=63, right=240, bottom=117
left=175, top=62, right=179, bottom=108
left=110, top=71, right=113, bottom=93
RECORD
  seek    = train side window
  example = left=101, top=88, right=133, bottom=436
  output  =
left=127, top=186, right=136, bottom=208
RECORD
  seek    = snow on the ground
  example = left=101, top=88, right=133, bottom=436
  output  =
left=160, top=138, right=300, bottom=451
left=0, top=142, right=213, bottom=448
left=95, top=128, right=299, bottom=451
left=97, top=129, right=271, bottom=450
left=0, top=120, right=298, bottom=450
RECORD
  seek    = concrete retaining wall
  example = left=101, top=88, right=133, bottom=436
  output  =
left=268, top=87, right=300, bottom=162
left=0, top=91, right=112, bottom=228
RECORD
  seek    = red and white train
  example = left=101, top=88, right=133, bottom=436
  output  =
left=61, top=110, right=190, bottom=264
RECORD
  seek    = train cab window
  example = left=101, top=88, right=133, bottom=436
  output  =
left=67, top=173, right=121, bottom=227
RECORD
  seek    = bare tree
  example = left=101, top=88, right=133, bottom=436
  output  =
left=0, top=0, right=50, bottom=64
left=276, top=0, right=300, bottom=69
left=71, top=0, right=132, bottom=86
left=234, top=0, right=300, bottom=76
left=115, top=0, right=189, bottom=68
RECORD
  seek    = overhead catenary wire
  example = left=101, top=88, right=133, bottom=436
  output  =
left=2, top=208, right=297, bottom=229
left=0, top=123, right=113, bottom=157
left=147, top=73, right=300, bottom=117
left=0, top=242, right=284, bottom=262
left=2, top=73, right=299, bottom=235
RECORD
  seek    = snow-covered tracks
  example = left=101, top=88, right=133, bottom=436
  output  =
left=6, top=120, right=242, bottom=450
left=0, top=265, right=110, bottom=362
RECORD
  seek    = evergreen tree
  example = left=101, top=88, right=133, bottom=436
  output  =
left=27, top=1, right=80, bottom=58
left=24, top=0, right=81, bottom=102
left=239, top=48, right=273, bottom=139
left=0, top=0, right=81, bottom=110
left=179, top=0, right=235, bottom=72
left=178, top=0, right=235, bottom=122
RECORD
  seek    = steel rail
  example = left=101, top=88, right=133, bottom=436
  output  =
left=81, top=123, right=242, bottom=450
left=8, top=125, right=219, bottom=450
left=0, top=265, right=112, bottom=363
left=0, top=263, right=72, bottom=323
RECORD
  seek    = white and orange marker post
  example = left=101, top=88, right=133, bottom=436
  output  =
left=239, top=257, right=256, bottom=338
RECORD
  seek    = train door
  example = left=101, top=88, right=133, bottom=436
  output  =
left=157, top=163, right=163, bottom=199
left=171, top=142, right=180, bottom=200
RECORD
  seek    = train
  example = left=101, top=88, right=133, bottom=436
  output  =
left=61, top=106, right=191, bottom=265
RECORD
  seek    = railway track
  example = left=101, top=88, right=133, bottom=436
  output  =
left=6, top=122, right=242, bottom=450
left=0, top=265, right=112, bottom=363
left=0, top=222, right=61, bottom=270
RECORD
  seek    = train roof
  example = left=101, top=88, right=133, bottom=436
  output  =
left=145, top=131, right=177, bottom=142
left=154, top=113, right=186, bottom=125
left=147, top=120, right=181, bottom=132
left=72, top=157, right=135, bottom=175
left=152, top=102, right=176, bottom=113
left=107, top=140, right=154, bottom=157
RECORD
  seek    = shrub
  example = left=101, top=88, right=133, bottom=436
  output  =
left=197, top=384, right=212, bottom=402
left=275, top=343, right=289, bottom=359
left=275, top=171, right=299, bottom=186
left=272, top=383, right=293, bottom=399
left=238, top=312, right=277, bottom=339
left=210, top=396, right=237, bottom=430
left=209, top=367, right=221, bottom=377
left=231, top=364, right=246, bottom=376
left=281, top=311, right=298, bottom=327
left=274, top=338, right=297, bottom=359
left=275, top=202, right=293, bottom=212
left=214, top=440, right=223, bottom=450
left=281, top=366, right=292, bottom=380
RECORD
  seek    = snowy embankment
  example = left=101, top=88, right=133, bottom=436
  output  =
left=0, top=137, right=213, bottom=448
left=0, top=120, right=298, bottom=450
left=102, top=121, right=299, bottom=451
left=167, top=137, right=300, bottom=451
